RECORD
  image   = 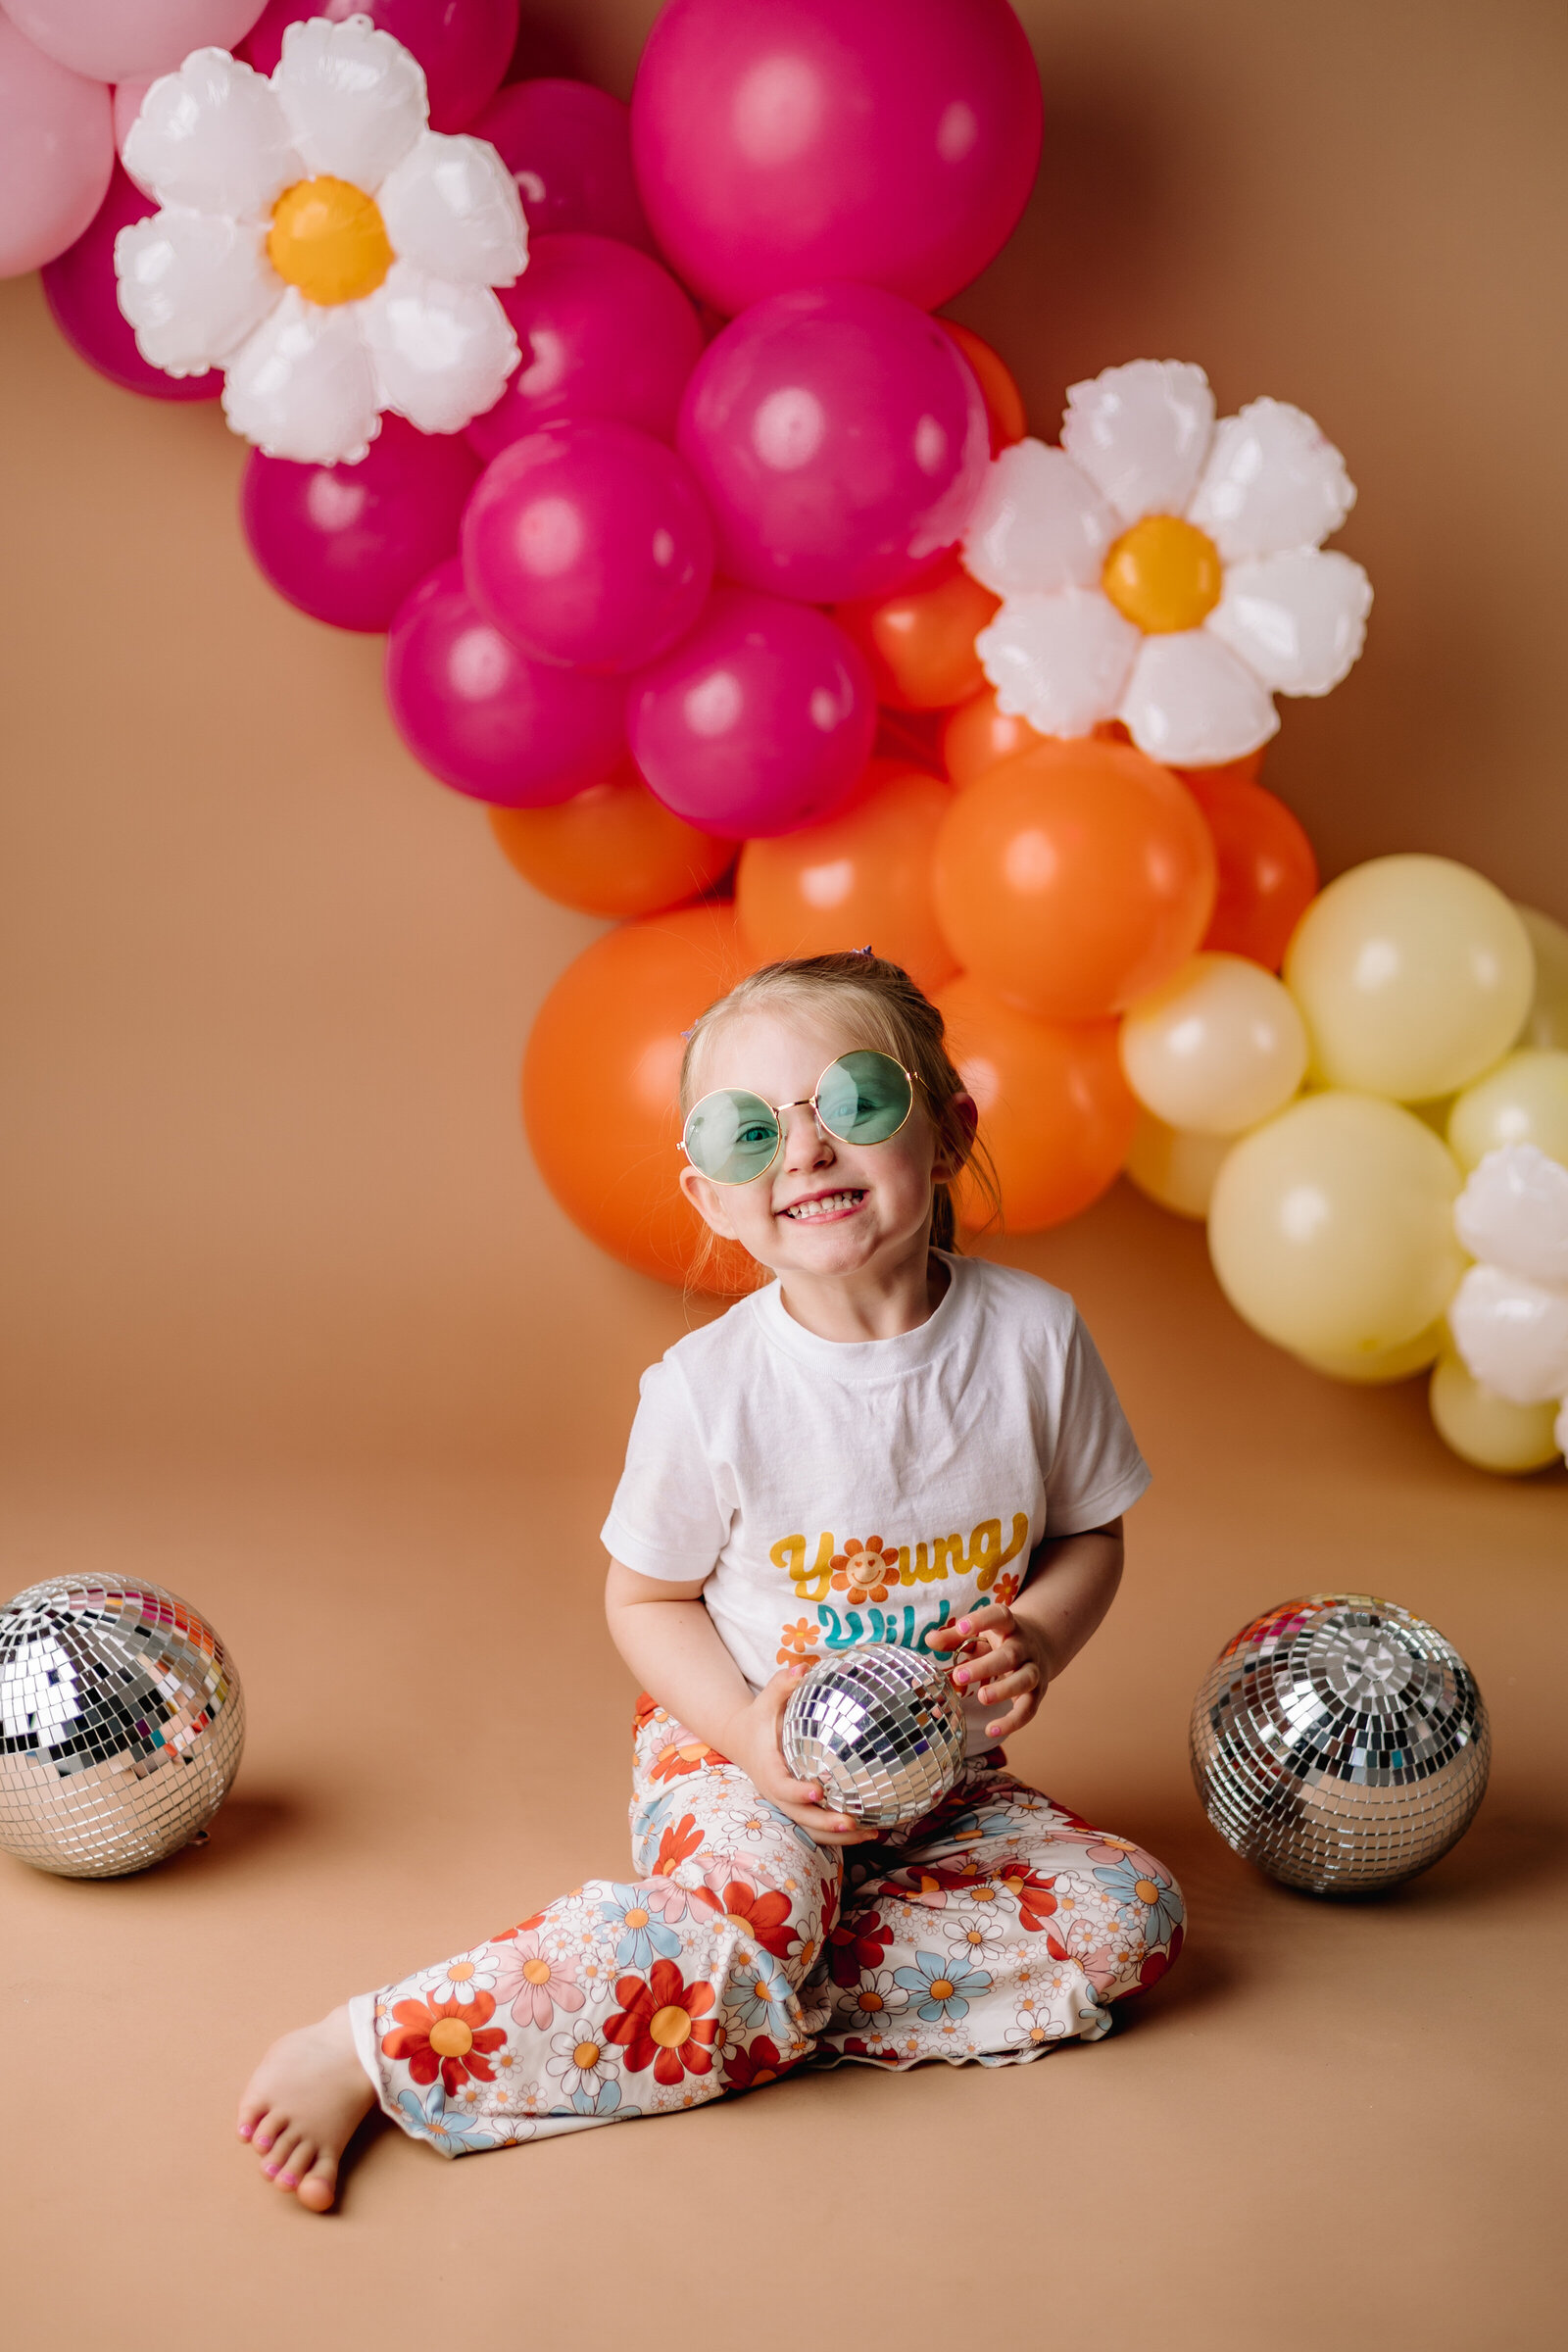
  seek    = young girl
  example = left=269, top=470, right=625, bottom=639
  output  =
left=238, top=952, right=1184, bottom=2210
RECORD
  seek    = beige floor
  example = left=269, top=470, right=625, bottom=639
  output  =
left=3, top=2, right=1566, bottom=2344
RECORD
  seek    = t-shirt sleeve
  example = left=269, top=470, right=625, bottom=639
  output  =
left=1042, top=1310, right=1152, bottom=1535
left=600, top=1359, right=730, bottom=1584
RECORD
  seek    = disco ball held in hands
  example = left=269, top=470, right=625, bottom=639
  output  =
left=1191, top=1593, right=1489, bottom=1896
left=783, top=1647, right=966, bottom=1829
left=0, top=1578, right=245, bottom=1879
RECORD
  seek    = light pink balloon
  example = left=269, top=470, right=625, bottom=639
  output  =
left=0, top=16, right=114, bottom=279
left=4, top=2, right=266, bottom=86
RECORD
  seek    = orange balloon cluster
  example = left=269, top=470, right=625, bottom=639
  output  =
left=502, top=327, right=1329, bottom=1291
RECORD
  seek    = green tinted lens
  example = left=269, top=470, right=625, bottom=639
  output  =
left=815, top=1051, right=913, bottom=1145
left=683, top=1089, right=782, bottom=1184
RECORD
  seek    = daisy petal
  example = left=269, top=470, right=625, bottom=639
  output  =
left=1207, top=549, right=1372, bottom=696
left=377, top=132, right=528, bottom=288
left=122, top=49, right=298, bottom=220
left=221, top=288, right=381, bottom=465
left=975, top=589, right=1141, bottom=738
left=115, top=208, right=277, bottom=374
left=273, top=14, right=427, bottom=190
left=961, top=440, right=1116, bottom=599
left=1187, top=398, right=1355, bottom=561
left=1060, top=361, right=1215, bottom=526
left=360, top=262, right=520, bottom=435
left=1119, top=632, right=1279, bottom=765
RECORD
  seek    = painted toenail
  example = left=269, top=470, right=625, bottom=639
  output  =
left=238, top=2124, right=253, bottom=2139
left=263, top=2164, right=280, bottom=2177
left=280, top=2175, right=298, bottom=2187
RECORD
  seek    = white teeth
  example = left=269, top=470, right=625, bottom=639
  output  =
left=783, top=1191, right=862, bottom=1220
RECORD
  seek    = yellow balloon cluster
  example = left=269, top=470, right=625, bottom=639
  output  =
left=1119, top=853, right=1568, bottom=1476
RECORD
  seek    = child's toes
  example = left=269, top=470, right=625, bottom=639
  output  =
left=296, top=2150, right=338, bottom=2213
left=262, top=2121, right=303, bottom=2178
left=275, top=2136, right=316, bottom=2192
left=250, top=2106, right=286, bottom=2156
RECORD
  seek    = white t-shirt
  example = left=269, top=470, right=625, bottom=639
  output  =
left=601, top=1254, right=1151, bottom=1754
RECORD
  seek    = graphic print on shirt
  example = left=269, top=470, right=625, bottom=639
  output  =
left=771, top=1513, right=1032, bottom=1666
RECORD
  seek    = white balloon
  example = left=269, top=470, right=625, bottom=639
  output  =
left=1447, top=1263, right=1568, bottom=1405
left=1453, top=1144, right=1568, bottom=1287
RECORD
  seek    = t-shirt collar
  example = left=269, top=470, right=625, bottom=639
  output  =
left=750, top=1250, right=972, bottom=1380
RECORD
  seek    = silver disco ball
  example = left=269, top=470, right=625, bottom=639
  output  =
left=0, top=1577, right=245, bottom=1879
left=1191, top=1592, right=1489, bottom=1896
left=782, top=1647, right=966, bottom=1829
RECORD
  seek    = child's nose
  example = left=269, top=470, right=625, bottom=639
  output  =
left=779, top=1103, right=834, bottom=1170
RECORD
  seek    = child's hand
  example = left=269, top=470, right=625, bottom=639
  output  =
left=929, top=1605, right=1049, bottom=1740
left=726, top=1668, right=880, bottom=1846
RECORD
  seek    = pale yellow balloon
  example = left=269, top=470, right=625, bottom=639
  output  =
left=1428, top=1349, right=1562, bottom=1474
left=1207, top=1091, right=1465, bottom=1358
left=1284, top=855, right=1534, bottom=1100
left=1119, top=953, right=1308, bottom=1135
left=1125, top=1108, right=1233, bottom=1219
left=1295, top=1320, right=1446, bottom=1385
left=1447, top=1049, right=1568, bottom=1175
left=1514, top=905, right=1568, bottom=1051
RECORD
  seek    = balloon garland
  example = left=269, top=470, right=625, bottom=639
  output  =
left=4, top=0, right=1566, bottom=1477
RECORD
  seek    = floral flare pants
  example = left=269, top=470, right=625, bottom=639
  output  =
left=348, top=1697, right=1185, bottom=2157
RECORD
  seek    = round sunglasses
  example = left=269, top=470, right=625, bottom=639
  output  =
left=680, top=1050, right=919, bottom=1186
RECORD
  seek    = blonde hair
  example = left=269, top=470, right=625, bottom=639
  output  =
left=679, top=951, right=1001, bottom=1294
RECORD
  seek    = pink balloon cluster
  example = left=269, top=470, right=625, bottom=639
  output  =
left=21, top=0, right=1042, bottom=841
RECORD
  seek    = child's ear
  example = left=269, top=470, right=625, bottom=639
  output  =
left=678, top=1161, right=740, bottom=1239
left=931, top=1091, right=979, bottom=1183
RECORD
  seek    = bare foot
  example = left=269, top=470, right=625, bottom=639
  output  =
left=237, top=2004, right=375, bottom=2212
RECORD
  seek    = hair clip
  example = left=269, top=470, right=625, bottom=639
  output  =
left=680, top=1026, right=697, bottom=1040
left=854, top=944, right=873, bottom=956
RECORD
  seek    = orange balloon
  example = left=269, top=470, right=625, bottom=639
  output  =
left=932, top=738, right=1218, bottom=1020
left=937, top=974, right=1137, bottom=1232
left=943, top=684, right=1048, bottom=788
left=736, top=758, right=959, bottom=993
left=833, top=558, right=1000, bottom=711
left=522, top=904, right=754, bottom=1292
left=937, top=319, right=1029, bottom=454
left=1180, top=767, right=1319, bottom=970
left=490, top=760, right=734, bottom=918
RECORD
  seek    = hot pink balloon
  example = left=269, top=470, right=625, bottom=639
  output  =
left=463, top=419, right=713, bottom=675
left=677, top=281, right=989, bottom=606
left=41, top=163, right=218, bottom=397
left=467, top=78, right=655, bottom=251
left=242, top=416, right=480, bottom=632
left=6, top=1, right=267, bottom=84
left=629, top=585, right=874, bottom=840
left=630, top=0, right=1043, bottom=316
left=0, top=17, right=113, bottom=279
left=242, top=0, right=517, bottom=133
left=386, top=560, right=625, bottom=807
left=466, top=233, right=701, bottom=466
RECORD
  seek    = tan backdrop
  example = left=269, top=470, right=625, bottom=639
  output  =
left=1, top=4, right=1563, bottom=2346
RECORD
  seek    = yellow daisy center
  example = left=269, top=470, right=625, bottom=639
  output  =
left=1101, top=514, right=1223, bottom=634
left=521, top=1957, right=552, bottom=1984
left=428, top=2018, right=473, bottom=2058
left=650, top=2004, right=692, bottom=2048
left=1134, top=1878, right=1160, bottom=1904
left=572, top=2041, right=601, bottom=2071
left=928, top=1978, right=955, bottom=2000
left=268, top=175, right=393, bottom=307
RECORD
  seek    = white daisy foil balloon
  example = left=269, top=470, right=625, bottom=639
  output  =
left=114, top=15, right=527, bottom=465
left=960, top=360, right=1372, bottom=766
left=1448, top=1144, right=1568, bottom=1417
